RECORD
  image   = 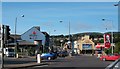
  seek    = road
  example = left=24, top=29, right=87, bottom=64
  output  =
left=4, top=57, right=36, bottom=65
left=28, top=55, right=113, bottom=69
left=2, top=55, right=114, bottom=69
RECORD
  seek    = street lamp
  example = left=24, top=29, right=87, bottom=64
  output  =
left=15, top=15, right=24, bottom=58
left=102, top=19, right=114, bottom=54
left=59, top=21, right=71, bottom=45
left=60, top=20, right=72, bottom=56
left=114, top=2, right=119, bottom=32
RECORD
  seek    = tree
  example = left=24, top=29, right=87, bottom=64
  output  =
left=114, top=42, right=120, bottom=53
left=99, top=39, right=104, bottom=43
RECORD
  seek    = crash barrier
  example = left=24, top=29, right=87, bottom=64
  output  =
left=105, top=58, right=120, bottom=69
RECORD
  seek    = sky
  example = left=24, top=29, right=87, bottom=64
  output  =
left=2, top=2, right=119, bottom=36
left=1, top=0, right=120, bottom=2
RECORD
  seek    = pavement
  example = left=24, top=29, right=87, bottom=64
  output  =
left=3, top=62, right=48, bottom=69
left=2, top=56, right=77, bottom=69
left=2, top=56, right=48, bottom=69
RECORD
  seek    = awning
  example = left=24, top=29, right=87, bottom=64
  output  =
left=95, top=45, right=105, bottom=48
left=95, top=43, right=109, bottom=49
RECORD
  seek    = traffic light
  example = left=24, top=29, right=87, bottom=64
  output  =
left=5, top=25, right=11, bottom=40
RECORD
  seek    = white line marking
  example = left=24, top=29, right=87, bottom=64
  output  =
left=34, top=65, right=49, bottom=67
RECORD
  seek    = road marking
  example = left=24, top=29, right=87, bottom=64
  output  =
left=34, top=65, right=49, bottom=67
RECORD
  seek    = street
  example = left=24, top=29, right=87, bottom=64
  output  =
left=0, top=54, right=114, bottom=69
left=27, top=55, right=113, bottom=69
left=4, top=57, right=36, bottom=65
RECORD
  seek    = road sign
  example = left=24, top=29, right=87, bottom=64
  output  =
left=104, top=34, right=111, bottom=48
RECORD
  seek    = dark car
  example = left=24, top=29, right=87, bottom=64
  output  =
left=40, top=52, right=57, bottom=60
left=58, top=51, right=68, bottom=57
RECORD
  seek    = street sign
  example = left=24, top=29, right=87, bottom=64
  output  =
left=104, top=34, right=111, bottom=48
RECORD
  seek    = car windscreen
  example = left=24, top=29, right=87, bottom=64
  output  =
left=8, top=49, right=14, bottom=52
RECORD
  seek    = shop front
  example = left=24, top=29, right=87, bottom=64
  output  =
left=82, top=44, right=93, bottom=54
left=77, top=35, right=95, bottom=54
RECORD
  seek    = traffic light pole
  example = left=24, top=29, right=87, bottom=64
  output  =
left=1, top=25, right=5, bottom=68
left=15, top=17, right=18, bottom=58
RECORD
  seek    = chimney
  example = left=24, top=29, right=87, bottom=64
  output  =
left=34, top=26, right=40, bottom=31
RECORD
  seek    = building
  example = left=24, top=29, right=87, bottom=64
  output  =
left=73, top=41, right=80, bottom=54
left=5, top=26, right=49, bottom=57
left=42, top=32, right=50, bottom=52
left=21, top=26, right=45, bottom=46
left=76, top=35, right=95, bottom=54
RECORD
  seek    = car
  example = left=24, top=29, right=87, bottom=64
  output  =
left=40, top=52, right=57, bottom=60
left=4, top=48, right=16, bottom=57
left=58, top=51, right=68, bottom=57
left=100, top=54, right=120, bottom=61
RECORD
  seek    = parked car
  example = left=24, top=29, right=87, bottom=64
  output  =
left=58, top=51, right=68, bottom=57
left=40, top=52, right=57, bottom=60
left=100, top=54, right=120, bottom=61
left=3, top=48, right=15, bottom=57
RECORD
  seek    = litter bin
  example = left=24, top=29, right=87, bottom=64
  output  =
left=37, top=54, right=41, bottom=63
left=16, top=53, right=19, bottom=58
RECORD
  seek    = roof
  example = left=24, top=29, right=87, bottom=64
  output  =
left=10, top=34, right=21, bottom=40
left=18, top=40, right=37, bottom=45
left=8, top=40, right=37, bottom=46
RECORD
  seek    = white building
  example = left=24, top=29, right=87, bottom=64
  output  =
left=21, top=26, right=45, bottom=46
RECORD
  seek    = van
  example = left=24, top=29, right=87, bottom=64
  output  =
left=4, top=48, right=15, bottom=57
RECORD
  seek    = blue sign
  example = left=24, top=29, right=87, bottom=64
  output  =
left=82, top=44, right=92, bottom=50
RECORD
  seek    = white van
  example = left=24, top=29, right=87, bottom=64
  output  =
left=4, top=48, right=15, bottom=57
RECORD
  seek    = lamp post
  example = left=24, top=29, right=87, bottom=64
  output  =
left=15, top=15, right=24, bottom=58
left=102, top=19, right=114, bottom=54
left=59, top=21, right=71, bottom=47
left=60, top=20, right=72, bottom=56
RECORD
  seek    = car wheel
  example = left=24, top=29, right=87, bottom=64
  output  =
left=48, top=57, right=51, bottom=60
left=103, top=58, right=106, bottom=61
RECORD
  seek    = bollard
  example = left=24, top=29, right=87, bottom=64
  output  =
left=16, top=53, right=19, bottom=58
left=97, top=54, right=100, bottom=58
left=37, top=54, right=41, bottom=63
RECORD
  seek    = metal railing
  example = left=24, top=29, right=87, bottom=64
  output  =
left=105, top=58, right=120, bottom=69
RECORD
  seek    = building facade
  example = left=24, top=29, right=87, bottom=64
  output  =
left=75, top=35, right=95, bottom=54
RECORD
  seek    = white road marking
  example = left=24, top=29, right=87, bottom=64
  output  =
left=34, top=65, right=49, bottom=67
